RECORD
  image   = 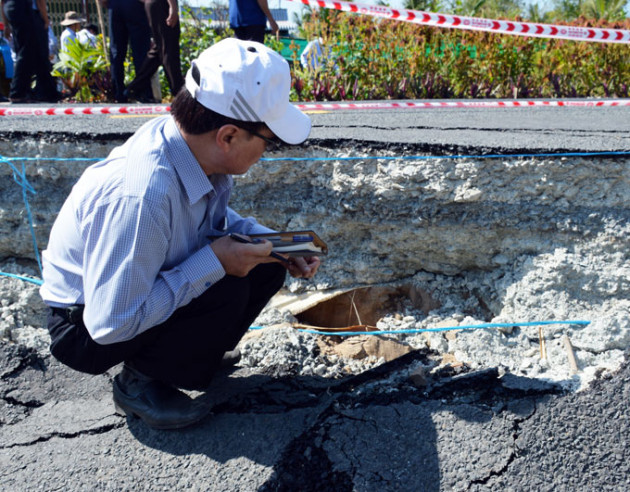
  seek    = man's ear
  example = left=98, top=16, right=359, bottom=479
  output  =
left=215, top=124, right=240, bottom=152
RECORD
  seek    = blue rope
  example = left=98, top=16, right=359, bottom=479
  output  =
left=0, top=272, right=43, bottom=286
left=20, top=161, right=42, bottom=275
left=249, top=319, right=590, bottom=336
left=0, top=155, right=42, bottom=280
left=258, top=151, right=630, bottom=163
left=3, top=157, right=98, bottom=163
left=1, top=155, right=37, bottom=193
left=2, top=150, right=628, bottom=165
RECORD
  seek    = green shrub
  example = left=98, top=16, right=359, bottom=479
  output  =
left=292, top=11, right=630, bottom=101
left=52, top=37, right=111, bottom=102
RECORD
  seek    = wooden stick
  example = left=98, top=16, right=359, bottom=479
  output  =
left=538, top=325, right=547, bottom=359
left=349, top=290, right=363, bottom=326
left=94, top=0, right=109, bottom=64
left=563, top=335, right=579, bottom=375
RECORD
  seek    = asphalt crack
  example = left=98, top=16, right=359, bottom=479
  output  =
left=467, top=400, right=539, bottom=489
left=257, top=349, right=565, bottom=491
left=0, top=419, right=127, bottom=449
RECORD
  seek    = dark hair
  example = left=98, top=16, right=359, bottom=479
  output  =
left=170, top=87, right=265, bottom=136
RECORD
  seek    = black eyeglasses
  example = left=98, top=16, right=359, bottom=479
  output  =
left=247, top=129, right=282, bottom=152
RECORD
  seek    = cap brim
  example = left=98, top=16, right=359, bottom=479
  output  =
left=266, top=103, right=311, bottom=145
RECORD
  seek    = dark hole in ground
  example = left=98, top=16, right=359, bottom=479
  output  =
left=294, top=285, right=441, bottom=329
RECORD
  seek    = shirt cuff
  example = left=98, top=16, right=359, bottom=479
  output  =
left=178, top=245, right=225, bottom=296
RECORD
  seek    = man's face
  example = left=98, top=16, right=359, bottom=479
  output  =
left=223, top=127, right=278, bottom=175
left=185, top=123, right=281, bottom=177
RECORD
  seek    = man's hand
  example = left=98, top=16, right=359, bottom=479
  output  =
left=211, top=235, right=277, bottom=277
left=35, top=0, right=50, bottom=28
left=166, top=0, right=179, bottom=27
left=166, top=9, right=178, bottom=27
left=286, top=256, right=320, bottom=279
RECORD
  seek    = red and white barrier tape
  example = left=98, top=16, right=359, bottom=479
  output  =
left=0, top=105, right=171, bottom=116
left=288, top=0, right=630, bottom=44
left=1, top=99, right=629, bottom=117
left=297, top=99, right=630, bottom=110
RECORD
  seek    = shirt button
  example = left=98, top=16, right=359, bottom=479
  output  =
left=205, top=282, right=211, bottom=287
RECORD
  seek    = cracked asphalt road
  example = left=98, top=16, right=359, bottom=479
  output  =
left=1, top=340, right=628, bottom=491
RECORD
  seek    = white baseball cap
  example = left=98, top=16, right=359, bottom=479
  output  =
left=185, top=38, right=311, bottom=145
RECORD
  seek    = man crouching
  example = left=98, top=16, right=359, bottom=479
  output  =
left=40, top=38, right=319, bottom=429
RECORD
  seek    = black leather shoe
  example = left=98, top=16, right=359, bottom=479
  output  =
left=113, top=365, right=211, bottom=430
left=221, top=348, right=241, bottom=368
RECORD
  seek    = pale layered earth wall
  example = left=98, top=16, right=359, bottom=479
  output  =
left=0, top=123, right=628, bottom=386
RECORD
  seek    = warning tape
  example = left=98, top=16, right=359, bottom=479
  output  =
left=0, top=105, right=171, bottom=116
left=1, top=99, right=629, bottom=116
left=288, top=0, right=630, bottom=44
left=297, top=99, right=630, bottom=110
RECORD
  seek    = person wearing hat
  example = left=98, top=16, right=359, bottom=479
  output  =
left=77, top=23, right=99, bottom=49
left=40, top=38, right=318, bottom=430
left=59, top=11, right=85, bottom=53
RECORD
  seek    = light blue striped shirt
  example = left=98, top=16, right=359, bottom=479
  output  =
left=40, top=116, right=272, bottom=344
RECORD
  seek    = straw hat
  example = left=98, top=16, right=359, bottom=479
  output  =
left=60, top=11, right=85, bottom=27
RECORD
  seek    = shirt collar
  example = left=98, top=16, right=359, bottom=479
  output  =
left=163, top=117, right=215, bottom=205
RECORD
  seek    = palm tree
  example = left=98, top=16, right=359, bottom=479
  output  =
left=580, top=0, right=627, bottom=20
left=403, top=0, right=444, bottom=11
left=449, top=0, right=524, bottom=17
left=525, top=3, right=554, bottom=22
left=548, top=0, right=583, bottom=21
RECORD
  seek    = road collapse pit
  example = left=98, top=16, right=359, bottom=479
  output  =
left=240, top=237, right=629, bottom=391
left=233, top=145, right=630, bottom=392
left=0, top=137, right=628, bottom=393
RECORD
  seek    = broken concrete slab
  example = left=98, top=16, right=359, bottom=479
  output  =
left=317, top=335, right=413, bottom=362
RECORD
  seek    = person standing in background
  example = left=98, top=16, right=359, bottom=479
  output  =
left=47, top=24, right=58, bottom=61
left=125, top=0, right=183, bottom=102
left=229, top=0, right=278, bottom=44
left=0, top=0, right=60, bottom=103
left=0, top=20, right=11, bottom=100
left=59, top=11, right=84, bottom=53
left=100, top=0, right=152, bottom=103
left=77, top=23, right=99, bottom=48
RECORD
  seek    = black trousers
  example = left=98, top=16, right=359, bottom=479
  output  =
left=107, top=0, right=152, bottom=102
left=3, top=0, right=58, bottom=101
left=233, top=25, right=266, bottom=44
left=47, top=263, right=286, bottom=390
left=126, top=0, right=184, bottom=97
